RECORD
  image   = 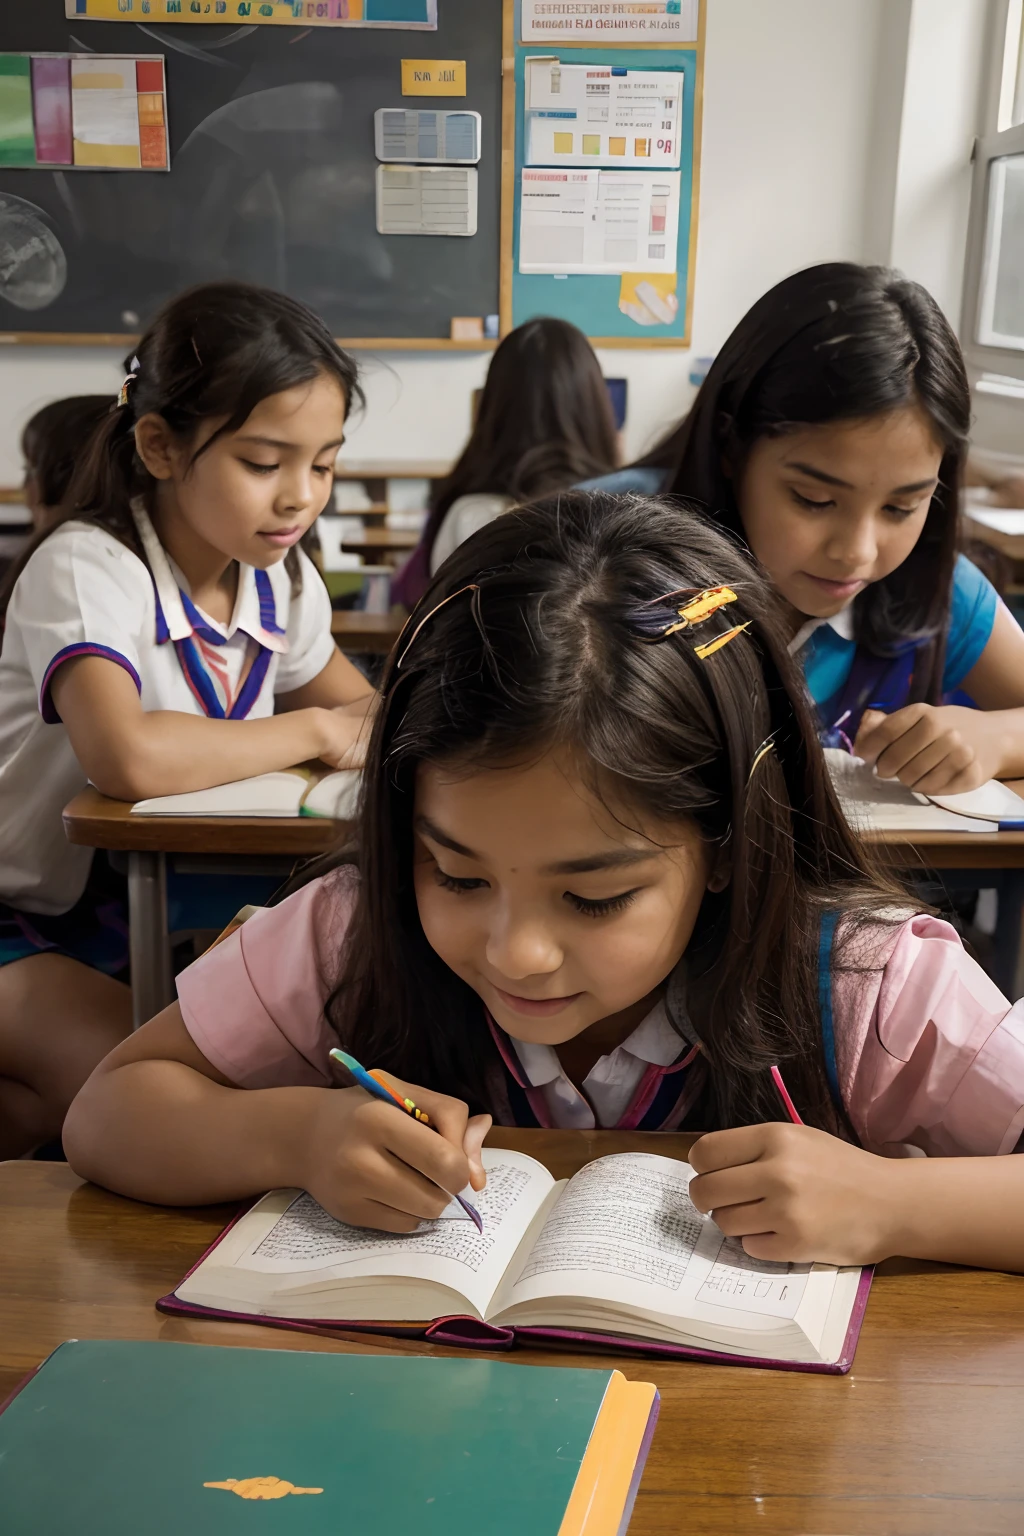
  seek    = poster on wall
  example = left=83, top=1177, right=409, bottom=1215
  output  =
left=520, top=1, right=697, bottom=43
left=518, top=168, right=680, bottom=275
left=65, top=1, right=438, bottom=27
left=524, top=57, right=683, bottom=170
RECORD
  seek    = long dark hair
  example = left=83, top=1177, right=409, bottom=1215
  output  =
left=323, top=491, right=908, bottom=1134
left=639, top=263, right=971, bottom=701
left=420, top=318, right=618, bottom=569
left=21, top=395, right=114, bottom=515
left=0, top=281, right=363, bottom=622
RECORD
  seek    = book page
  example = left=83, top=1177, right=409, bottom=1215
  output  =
left=499, top=1154, right=811, bottom=1328
left=227, top=1151, right=554, bottom=1317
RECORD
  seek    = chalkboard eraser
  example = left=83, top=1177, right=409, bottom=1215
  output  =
left=451, top=317, right=484, bottom=342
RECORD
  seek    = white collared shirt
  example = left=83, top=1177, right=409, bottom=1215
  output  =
left=788, top=602, right=855, bottom=658
left=507, top=1000, right=686, bottom=1130
left=0, top=509, right=335, bottom=914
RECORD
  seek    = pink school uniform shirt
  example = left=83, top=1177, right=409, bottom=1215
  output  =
left=177, top=871, right=1024, bottom=1156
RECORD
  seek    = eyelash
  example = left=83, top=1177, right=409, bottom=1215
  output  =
left=432, top=869, right=640, bottom=919
left=241, top=461, right=334, bottom=477
left=791, top=489, right=920, bottom=520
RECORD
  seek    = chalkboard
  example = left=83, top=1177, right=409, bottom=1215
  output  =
left=0, top=0, right=501, bottom=345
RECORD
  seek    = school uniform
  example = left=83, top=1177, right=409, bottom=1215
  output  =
left=176, top=870, right=1024, bottom=1155
left=0, top=505, right=334, bottom=969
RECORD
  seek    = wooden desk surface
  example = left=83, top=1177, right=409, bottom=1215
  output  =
left=62, top=787, right=347, bottom=856
left=343, top=527, right=419, bottom=553
left=331, top=609, right=405, bottom=654
left=5, top=1135, right=1024, bottom=1535
left=965, top=513, right=1024, bottom=562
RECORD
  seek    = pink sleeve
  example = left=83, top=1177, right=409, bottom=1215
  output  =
left=176, top=872, right=356, bottom=1088
left=834, top=914, right=1024, bottom=1157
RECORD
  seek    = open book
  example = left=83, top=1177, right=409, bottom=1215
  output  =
left=131, top=769, right=360, bottom=820
left=826, top=748, right=1024, bottom=833
left=162, top=1150, right=870, bottom=1373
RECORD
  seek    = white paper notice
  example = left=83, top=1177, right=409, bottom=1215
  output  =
left=374, top=108, right=481, bottom=165
left=521, top=1, right=698, bottom=43
left=519, top=168, right=679, bottom=274
left=376, top=164, right=478, bottom=236
left=71, top=58, right=141, bottom=169
left=525, top=59, right=683, bottom=169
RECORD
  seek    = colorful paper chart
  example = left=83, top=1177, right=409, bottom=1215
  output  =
left=64, top=0, right=438, bottom=25
left=0, top=54, right=168, bottom=171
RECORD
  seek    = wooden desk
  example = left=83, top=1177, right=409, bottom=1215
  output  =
left=331, top=609, right=406, bottom=655
left=965, top=512, right=1024, bottom=564
left=342, top=528, right=420, bottom=557
left=63, top=788, right=348, bottom=1028
left=6, top=1135, right=1024, bottom=1535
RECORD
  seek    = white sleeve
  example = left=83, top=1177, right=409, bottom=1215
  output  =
left=273, top=547, right=337, bottom=694
left=430, top=494, right=511, bottom=576
left=7, top=527, right=151, bottom=722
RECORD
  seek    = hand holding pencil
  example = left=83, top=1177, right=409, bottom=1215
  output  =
left=295, top=1052, right=491, bottom=1235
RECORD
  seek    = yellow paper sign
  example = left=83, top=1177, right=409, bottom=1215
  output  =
left=401, top=60, right=466, bottom=97
left=619, top=272, right=679, bottom=328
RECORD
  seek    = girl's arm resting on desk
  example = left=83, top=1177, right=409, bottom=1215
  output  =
left=49, top=655, right=373, bottom=801
left=854, top=606, right=1024, bottom=792
left=689, top=1123, right=1024, bottom=1272
left=62, top=1002, right=488, bottom=1228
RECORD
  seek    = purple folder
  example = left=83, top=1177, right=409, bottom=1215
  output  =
left=31, top=58, right=72, bottom=167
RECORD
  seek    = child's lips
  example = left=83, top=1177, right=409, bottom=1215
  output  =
left=800, top=572, right=866, bottom=600
left=490, top=984, right=584, bottom=1017
left=258, top=526, right=304, bottom=548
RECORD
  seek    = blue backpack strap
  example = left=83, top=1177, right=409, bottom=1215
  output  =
left=817, top=910, right=843, bottom=1112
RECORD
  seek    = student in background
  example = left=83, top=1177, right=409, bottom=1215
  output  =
left=68, top=495, right=1024, bottom=1274
left=392, top=318, right=618, bottom=608
left=21, top=396, right=115, bottom=533
left=585, top=264, right=1024, bottom=794
left=0, top=281, right=374, bottom=1158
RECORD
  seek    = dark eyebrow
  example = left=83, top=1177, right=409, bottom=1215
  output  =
left=784, top=459, right=938, bottom=496
left=235, top=434, right=344, bottom=454
left=415, top=816, right=661, bottom=875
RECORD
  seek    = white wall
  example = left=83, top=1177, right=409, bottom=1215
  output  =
left=0, top=0, right=974, bottom=482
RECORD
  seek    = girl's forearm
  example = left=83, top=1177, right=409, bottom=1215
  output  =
left=94, top=706, right=336, bottom=800
left=988, top=707, right=1024, bottom=779
left=884, top=1154, right=1024, bottom=1271
left=63, top=1061, right=321, bottom=1206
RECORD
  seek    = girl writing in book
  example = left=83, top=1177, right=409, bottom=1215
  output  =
left=391, top=317, right=618, bottom=609
left=0, top=281, right=374, bottom=1158
left=66, top=494, right=1024, bottom=1270
left=584, top=263, right=1024, bottom=795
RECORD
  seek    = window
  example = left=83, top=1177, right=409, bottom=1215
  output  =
left=962, top=0, right=1024, bottom=382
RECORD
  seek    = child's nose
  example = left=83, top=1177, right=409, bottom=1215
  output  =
left=485, top=910, right=563, bottom=980
left=825, top=512, right=877, bottom=570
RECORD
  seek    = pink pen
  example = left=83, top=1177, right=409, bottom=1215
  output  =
left=770, top=1064, right=804, bottom=1125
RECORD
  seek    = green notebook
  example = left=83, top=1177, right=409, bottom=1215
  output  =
left=0, top=1340, right=658, bottom=1536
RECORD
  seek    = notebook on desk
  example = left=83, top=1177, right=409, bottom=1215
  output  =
left=159, top=1149, right=870, bottom=1374
left=0, top=1339, right=658, bottom=1536
left=131, top=768, right=360, bottom=820
left=826, top=749, right=1024, bottom=832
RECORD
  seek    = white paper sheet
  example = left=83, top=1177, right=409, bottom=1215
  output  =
left=376, top=164, right=478, bottom=236
left=521, top=0, right=698, bottom=43
left=374, top=109, right=481, bottom=165
left=71, top=59, right=140, bottom=152
left=519, top=168, right=679, bottom=274
left=525, top=58, right=683, bottom=169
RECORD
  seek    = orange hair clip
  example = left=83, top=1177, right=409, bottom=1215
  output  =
left=661, top=585, right=738, bottom=637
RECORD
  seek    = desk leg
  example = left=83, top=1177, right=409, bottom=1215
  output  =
left=128, top=851, right=173, bottom=1030
left=994, top=870, right=1024, bottom=1003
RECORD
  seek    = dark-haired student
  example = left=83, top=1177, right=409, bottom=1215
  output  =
left=392, top=317, right=618, bottom=608
left=584, top=263, right=1024, bottom=795
left=67, top=494, right=1024, bottom=1272
left=21, top=395, right=115, bottom=532
left=0, top=281, right=375, bottom=1157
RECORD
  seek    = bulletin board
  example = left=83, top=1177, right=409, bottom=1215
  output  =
left=500, top=0, right=705, bottom=347
left=0, top=0, right=501, bottom=347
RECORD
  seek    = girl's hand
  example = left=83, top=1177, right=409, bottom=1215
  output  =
left=299, top=1076, right=491, bottom=1233
left=853, top=704, right=1007, bottom=794
left=688, top=1123, right=903, bottom=1266
left=312, top=706, right=372, bottom=770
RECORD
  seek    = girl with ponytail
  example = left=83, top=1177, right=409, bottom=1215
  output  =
left=0, top=280, right=374, bottom=1158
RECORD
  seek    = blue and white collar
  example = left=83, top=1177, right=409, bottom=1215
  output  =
left=131, top=501, right=289, bottom=654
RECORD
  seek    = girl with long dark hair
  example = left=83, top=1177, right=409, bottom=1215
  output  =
left=392, top=317, right=618, bottom=608
left=69, top=494, right=1024, bottom=1272
left=585, top=263, right=1024, bottom=793
left=0, top=280, right=374, bottom=1157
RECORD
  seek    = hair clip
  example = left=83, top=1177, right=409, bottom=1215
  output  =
left=659, top=585, right=738, bottom=637
left=395, top=583, right=480, bottom=670
left=747, top=732, right=777, bottom=783
left=117, top=356, right=141, bottom=409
